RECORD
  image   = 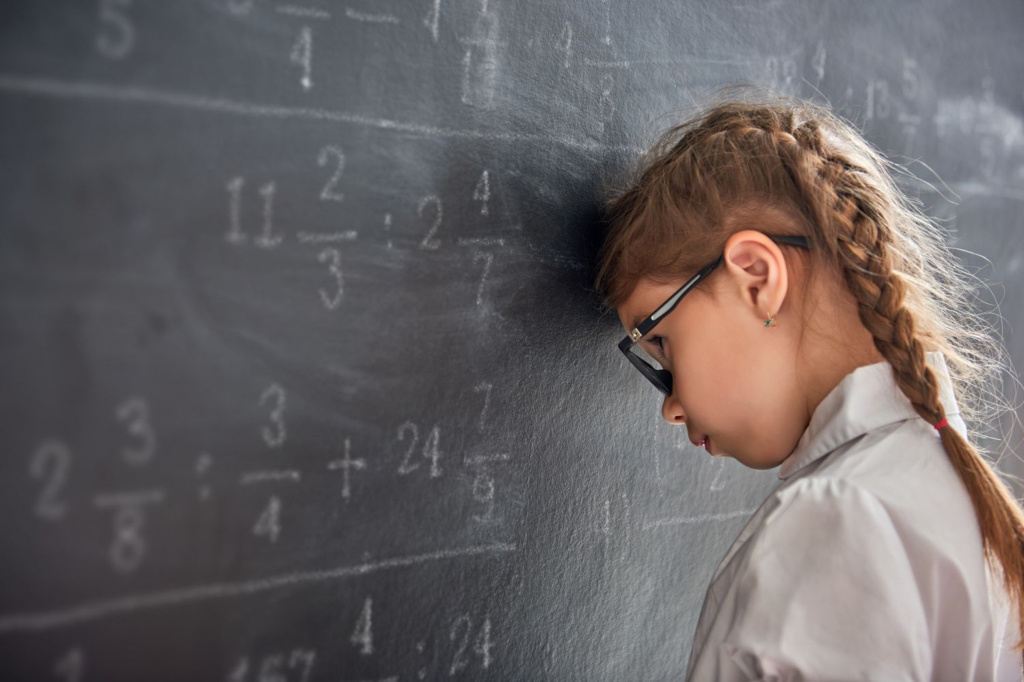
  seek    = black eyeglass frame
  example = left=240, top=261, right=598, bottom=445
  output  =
left=617, top=234, right=811, bottom=396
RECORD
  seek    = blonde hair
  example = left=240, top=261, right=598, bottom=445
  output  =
left=594, top=84, right=1024, bottom=651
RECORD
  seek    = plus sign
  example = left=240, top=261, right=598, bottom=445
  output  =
left=327, top=437, right=366, bottom=501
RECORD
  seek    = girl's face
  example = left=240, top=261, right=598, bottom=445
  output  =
left=615, top=230, right=885, bottom=471
left=614, top=231, right=816, bottom=470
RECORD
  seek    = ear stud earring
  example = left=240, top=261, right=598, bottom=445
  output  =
left=764, top=311, right=777, bottom=327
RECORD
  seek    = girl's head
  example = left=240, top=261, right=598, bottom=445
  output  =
left=611, top=221, right=884, bottom=470
left=594, top=85, right=1024, bottom=649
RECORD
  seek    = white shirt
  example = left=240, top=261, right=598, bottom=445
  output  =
left=684, top=351, right=1022, bottom=681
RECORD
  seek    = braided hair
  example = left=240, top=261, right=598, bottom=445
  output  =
left=595, top=84, right=1024, bottom=652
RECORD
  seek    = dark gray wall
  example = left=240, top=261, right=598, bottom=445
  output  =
left=1, top=0, right=1022, bottom=680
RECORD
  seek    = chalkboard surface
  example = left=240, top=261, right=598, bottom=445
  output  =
left=1, top=1, right=1023, bottom=680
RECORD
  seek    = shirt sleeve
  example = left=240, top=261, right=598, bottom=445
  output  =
left=718, top=477, right=933, bottom=681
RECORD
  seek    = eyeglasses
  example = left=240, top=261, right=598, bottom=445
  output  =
left=617, top=234, right=810, bottom=396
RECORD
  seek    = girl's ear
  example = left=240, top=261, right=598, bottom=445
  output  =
left=721, top=230, right=789, bottom=323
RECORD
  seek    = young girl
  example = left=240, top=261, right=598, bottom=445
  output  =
left=594, top=86, right=1024, bottom=680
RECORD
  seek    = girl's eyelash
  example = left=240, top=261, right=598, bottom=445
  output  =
left=648, top=335, right=665, bottom=354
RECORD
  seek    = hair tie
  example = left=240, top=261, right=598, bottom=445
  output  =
left=933, top=417, right=948, bottom=430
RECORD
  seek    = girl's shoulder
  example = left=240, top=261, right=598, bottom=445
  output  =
left=708, top=472, right=1010, bottom=679
left=807, top=415, right=978, bottom=555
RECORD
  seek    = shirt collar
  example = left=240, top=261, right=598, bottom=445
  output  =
left=777, top=350, right=966, bottom=480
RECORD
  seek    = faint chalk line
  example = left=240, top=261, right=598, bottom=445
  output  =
left=276, top=5, right=331, bottom=19
left=642, top=509, right=754, bottom=530
left=0, top=74, right=639, bottom=154
left=240, top=469, right=301, bottom=484
left=0, top=542, right=517, bottom=634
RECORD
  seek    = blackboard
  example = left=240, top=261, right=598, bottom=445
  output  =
left=1, top=1, right=1023, bottom=680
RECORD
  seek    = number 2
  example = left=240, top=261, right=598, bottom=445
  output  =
left=418, top=195, right=443, bottom=250
left=30, top=440, right=70, bottom=520
left=317, top=145, right=345, bottom=201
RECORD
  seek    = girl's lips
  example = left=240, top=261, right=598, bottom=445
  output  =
left=692, top=434, right=717, bottom=455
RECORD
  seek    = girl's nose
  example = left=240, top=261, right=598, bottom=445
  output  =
left=661, top=393, right=686, bottom=424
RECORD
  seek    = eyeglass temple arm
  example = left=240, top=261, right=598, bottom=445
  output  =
left=618, top=234, right=808, bottom=347
left=623, top=257, right=722, bottom=344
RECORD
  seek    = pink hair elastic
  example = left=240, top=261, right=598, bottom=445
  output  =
left=933, top=417, right=948, bottom=430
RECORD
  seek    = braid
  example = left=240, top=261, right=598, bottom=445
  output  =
left=790, top=118, right=1024, bottom=653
